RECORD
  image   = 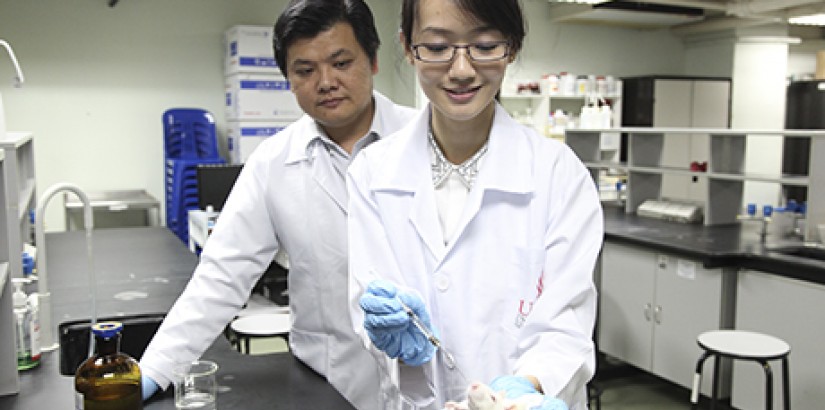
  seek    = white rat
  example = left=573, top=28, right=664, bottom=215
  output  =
left=444, top=382, right=546, bottom=410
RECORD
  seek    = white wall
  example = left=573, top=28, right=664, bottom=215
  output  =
left=0, top=0, right=754, bottom=232
left=0, top=0, right=405, bottom=230
left=508, top=0, right=685, bottom=83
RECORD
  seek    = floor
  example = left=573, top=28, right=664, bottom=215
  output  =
left=592, top=367, right=706, bottom=410
left=244, top=337, right=731, bottom=409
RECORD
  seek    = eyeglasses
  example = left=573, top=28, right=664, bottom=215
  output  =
left=411, top=41, right=510, bottom=63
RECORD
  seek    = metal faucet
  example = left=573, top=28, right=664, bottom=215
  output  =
left=0, top=39, right=25, bottom=87
left=34, top=183, right=95, bottom=352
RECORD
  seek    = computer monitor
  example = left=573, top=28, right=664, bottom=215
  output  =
left=196, top=164, right=243, bottom=211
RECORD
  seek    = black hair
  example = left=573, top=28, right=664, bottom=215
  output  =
left=400, top=0, right=525, bottom=55
left=273, top=0, right=380, bottom=76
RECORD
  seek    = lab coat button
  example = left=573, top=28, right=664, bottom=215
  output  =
left=435, top=274, right=450, bottom=291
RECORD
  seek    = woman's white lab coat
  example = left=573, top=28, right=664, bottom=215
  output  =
left=140, top=92, right=415, bottom=410
left=347, top=104, right=603, bottom=410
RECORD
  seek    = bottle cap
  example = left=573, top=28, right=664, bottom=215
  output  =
left=22, top=252, right=34, bottom=275
left=92, top=322, right=124, bottom=338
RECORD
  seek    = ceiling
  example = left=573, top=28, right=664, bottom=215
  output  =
left=547, top=0, right=825, bottom=36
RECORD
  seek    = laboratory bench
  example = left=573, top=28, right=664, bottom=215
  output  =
left=0, top=337, right=355, bottom=410
left=599, top=205, right=825, bottom=409
left=602, top=205, right=825, bottom=285
left=0, top=227, right=354, bottom=409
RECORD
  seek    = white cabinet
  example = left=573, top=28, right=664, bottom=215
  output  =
left=599, top=241, right=735, bottom=394
left=0, top=131, right=35, bottom=396
left=734, top=270, right=825, bottom=410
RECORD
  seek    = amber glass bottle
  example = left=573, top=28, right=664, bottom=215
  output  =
left=74, top=322, right=142, bottom=410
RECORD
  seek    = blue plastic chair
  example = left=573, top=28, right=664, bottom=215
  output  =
left=163, top=108, right=221, bottom=160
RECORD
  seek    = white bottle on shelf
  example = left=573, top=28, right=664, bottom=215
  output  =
left=205, top=205, right=218, bottom=236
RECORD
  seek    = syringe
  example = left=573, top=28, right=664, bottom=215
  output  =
left=397, top=299, right=468, bottom=383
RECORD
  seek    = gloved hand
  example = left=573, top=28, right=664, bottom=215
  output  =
left=141, top=374, right=159, bottom=401
left=489, top=375, right=569, bottom=410
left=359, top=279, right=435, bottom=366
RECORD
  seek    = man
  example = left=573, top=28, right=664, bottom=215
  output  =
left=139, top=1, right=415, bottom=409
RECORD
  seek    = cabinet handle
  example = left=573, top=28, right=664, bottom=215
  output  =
left=644, top=303, right=652, bottom=321
left=654, top=305, right=662, bottom=324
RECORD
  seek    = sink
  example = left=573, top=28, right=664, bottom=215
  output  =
left=767, top=244, right=825, bottom=262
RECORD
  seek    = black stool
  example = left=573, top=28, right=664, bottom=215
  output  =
left=690, top=330, right=790, bottom=410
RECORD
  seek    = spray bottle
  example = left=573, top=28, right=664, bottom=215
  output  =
left=12, top=278, right=38, bottom=370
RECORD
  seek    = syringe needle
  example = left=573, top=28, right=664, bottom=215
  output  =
left=397, top=299, right=469, bottom=384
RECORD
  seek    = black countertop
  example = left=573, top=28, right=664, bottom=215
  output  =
left=602, top=206, right=825, bottom=285
left=0, top=337, right=355, bottom=410
left=0, top=227, right=354, bottom=410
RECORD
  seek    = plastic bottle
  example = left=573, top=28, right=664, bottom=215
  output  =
left=575, top=75, right=589, bottom=96
left=28, top=293, right=41, bottom=364
left=559, top=72, right=575, bottom=96
left=205, top=205, right=217, bottom=236
left=599, top=103, right=613, bottom=128
left=75, top=322, right=143, bottom=410
left=28, top=210, right=36, bottom=246
left=12, top=278, right=37, bottom=370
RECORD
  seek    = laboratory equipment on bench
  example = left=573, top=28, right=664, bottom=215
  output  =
left=397, top=299, right=469, bottom=385
left=74, top=322, right=142, bottom=410
left=737, top=203, right=773, bottom=243
left=637, top=199, right=703, bottom=224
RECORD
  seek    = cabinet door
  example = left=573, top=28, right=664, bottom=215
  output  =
left=652, top=255, right=724, bottom=390
left=735, top=270, right=825, bottom=410
left=598, top=242, right=656, bottom=371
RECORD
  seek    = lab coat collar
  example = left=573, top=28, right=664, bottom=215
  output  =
left=368, top=102, right=536, bottom=262
left=370, top=102, right=535, bottom=195
left=284, top=90, right=395, bottom=165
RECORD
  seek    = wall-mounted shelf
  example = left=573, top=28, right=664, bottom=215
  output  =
left=1, top=132, right=35, bottom=279
left=567, top=127, right=825, bottom=241
left=499, top=93, right=622, bottom=138
left=0, top=131, right=36, bottom=396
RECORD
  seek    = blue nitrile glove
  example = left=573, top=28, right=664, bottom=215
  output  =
left=489, top=375, right=569, bottom=410
left=359, top=279, right=435, bottom=366
left=490, top=375, right=539, bottom=399
left=141, top=374, right=159, bottom=401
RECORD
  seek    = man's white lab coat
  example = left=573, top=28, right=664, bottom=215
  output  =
left=140, top=92, right=416, bottom=410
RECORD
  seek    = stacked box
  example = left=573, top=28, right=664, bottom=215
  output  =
left=224, top=25, right=279, bottom=75
left=224, top=25, right=302, bottom=164
left=226, top=121, right=290, bottom=164
left=224, top=74, right=302, bottom=121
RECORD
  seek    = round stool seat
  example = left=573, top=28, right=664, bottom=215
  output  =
left=231, top=312, right=291, bottom=336
left=698, top=330, right=790, bottom=360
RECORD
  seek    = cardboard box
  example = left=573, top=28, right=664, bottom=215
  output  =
left=227, top=121, right=290, bottom=164
left=225, top=73, right=303, bottom=121
left=224, top=25, right=280, bottom=75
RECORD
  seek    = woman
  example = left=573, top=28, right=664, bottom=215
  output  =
left=346, top=0, right=603, bottom=408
